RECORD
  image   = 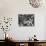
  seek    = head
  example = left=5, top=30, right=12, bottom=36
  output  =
left=34, top=35, right=36, bottom=37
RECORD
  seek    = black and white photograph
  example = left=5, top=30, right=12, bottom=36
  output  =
left=18, top=14, right=34, bottom=26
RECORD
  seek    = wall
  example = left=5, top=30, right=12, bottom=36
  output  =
left=0, top=0, right=46, bottom=40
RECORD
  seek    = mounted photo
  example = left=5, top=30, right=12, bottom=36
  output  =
left=18, top=14, right=34, bottom=26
